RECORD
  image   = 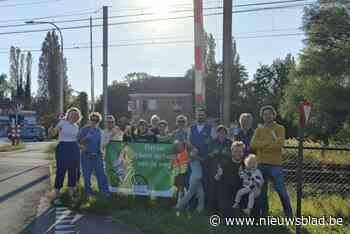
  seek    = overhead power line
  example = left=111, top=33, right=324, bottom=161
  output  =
left=0, top=32, right=305, bottom=54
left=0, top=2, right=312, bottom=34
left=0, top=27, right=302, bottom=49
left=0, top=8, right=99, bottom=24
left=0, top=0, right=62, bottom=8
left=0, top=0, right=314, bottom=25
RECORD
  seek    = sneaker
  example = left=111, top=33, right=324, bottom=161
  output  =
left=176, top=211, right=181, bottom=217
left=232, top=203, right=239, bottom=208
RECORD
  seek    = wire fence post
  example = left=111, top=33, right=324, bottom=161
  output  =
left=296, top=125, right=304, bottom=234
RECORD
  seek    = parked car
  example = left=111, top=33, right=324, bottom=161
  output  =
left=8, top=126, right=46, bottom=142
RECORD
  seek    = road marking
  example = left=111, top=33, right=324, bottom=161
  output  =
left=70, top=214, right=83, bottom=224
left=56, top=224, right=75, bottom=229
left=54, top=231, right=75, bottom=234
left=50, top=205, right=83, bottom=234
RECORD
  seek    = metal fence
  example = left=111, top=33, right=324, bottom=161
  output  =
left=282, top=146, right=350, bottom=197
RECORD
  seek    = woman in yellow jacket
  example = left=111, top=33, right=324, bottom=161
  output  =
left=251, top=105, right=292, bottom=218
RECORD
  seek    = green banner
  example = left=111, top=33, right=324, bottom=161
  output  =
left=105, top=142, right=175, bottom=197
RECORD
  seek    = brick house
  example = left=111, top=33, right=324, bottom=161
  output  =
left=128, top=77, right=194, bottom=129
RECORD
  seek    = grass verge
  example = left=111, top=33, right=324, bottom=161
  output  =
left=0, top=143, right=25, bottom=152
left=46, top=145, right=350, bottom=234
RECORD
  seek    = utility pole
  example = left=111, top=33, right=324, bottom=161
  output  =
left=90, top=16, right=95, bottom=112
left=193, top=0, right=205, bottom=108
left=223, top=0, right=233, bottom=127
left=102, top=6, right=108, bottom=125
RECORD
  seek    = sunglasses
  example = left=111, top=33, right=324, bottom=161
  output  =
left=91, top=118, right=99, bottom=122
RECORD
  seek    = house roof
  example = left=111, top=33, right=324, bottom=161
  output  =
left=129, top=77, right=193, bottom=94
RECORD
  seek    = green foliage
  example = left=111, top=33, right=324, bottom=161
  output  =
left=24, top=52, right=32, bottom=109
left=36, top=31, right=70, bottom=116
left=0, top=73, right=9, bottom=100
left=204, top=33, right=220, bottom=118
left=95, top=81, right=130, bottom=119
left=332, top=117, right=350, bottom=146
left=9, top=46, right=21, bottom=100
left=40, top=112, right=57, bottom=129
left=186, top=33, right=248, bottom=121
left=240, top=54, right=296, bottom=127
left=280, top=1, right=350, bottom=142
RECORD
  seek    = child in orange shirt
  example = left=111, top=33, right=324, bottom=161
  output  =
left=172, top=140, right=189, bottom=207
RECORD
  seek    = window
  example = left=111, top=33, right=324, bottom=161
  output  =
left=135, top=100, right=141, bottom=110
left=172, top=99, right=182, bottom=111
left=147, top=99, right=158, bottom=111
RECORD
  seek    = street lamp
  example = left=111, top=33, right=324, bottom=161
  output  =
left=25, top=20, right=64, bottom=113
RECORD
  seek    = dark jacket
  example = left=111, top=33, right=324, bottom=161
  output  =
left=217, top=157, right=242, bottom=217
left=233, top=128, right=255, bottom=156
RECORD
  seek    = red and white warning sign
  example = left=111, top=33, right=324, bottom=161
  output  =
left=299, top=101, right=312, bottom=127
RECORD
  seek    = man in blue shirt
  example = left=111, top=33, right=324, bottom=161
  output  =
left=79, top=112, right=109, bottom=196
left=189, top=107, right=216, bottom=208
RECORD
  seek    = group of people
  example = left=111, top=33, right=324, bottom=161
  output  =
left=50, top=104, right=293, bottom=218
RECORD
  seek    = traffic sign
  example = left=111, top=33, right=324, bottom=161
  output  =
left=299, top=101, right=312, bottom=128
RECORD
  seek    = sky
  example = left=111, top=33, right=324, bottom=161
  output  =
left=0, top=0, right=309, bottom=101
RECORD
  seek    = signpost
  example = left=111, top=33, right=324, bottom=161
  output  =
left=296, top=100, right=312, bottom=234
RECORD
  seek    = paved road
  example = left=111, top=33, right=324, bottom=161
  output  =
left=0, top=142, right=51, bottom=234
left=0, top=141, right=142, bottom=234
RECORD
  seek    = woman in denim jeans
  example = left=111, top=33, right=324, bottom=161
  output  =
left=79, top=112, right=109, bottom=196
left=251, top=105, right=293, bottom=217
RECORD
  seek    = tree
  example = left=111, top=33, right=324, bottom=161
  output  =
left=301, top=0, right=350, bottom=79
left=204, top=33, right=220, bottom=118
left=24, top=52, right=32, bottom=109
left=184, top=35, right=248, bottom=121
left=95, top=81, right=129, bottom=119
left=280, top=0, right=350, bottom=141
left=63, top=58, right=73, bottom=111
left=9, top=46, right=20, bottom=100
left=16, top=53, right=25, bottom=104
left=72, top=92, right=89, bottom=126
left=36, top=31, right=69, bottom=116
left=0, top=74, right=9, bottom=100
left=124, top=72, right=152, bottom=84
left=229, top=41, right=249, bottom=121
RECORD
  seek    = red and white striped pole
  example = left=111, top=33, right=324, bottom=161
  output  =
left=193, top=0, right=205, bottom=107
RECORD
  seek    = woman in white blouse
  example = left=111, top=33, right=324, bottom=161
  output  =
left=49, top=107, right=82, bottom=199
